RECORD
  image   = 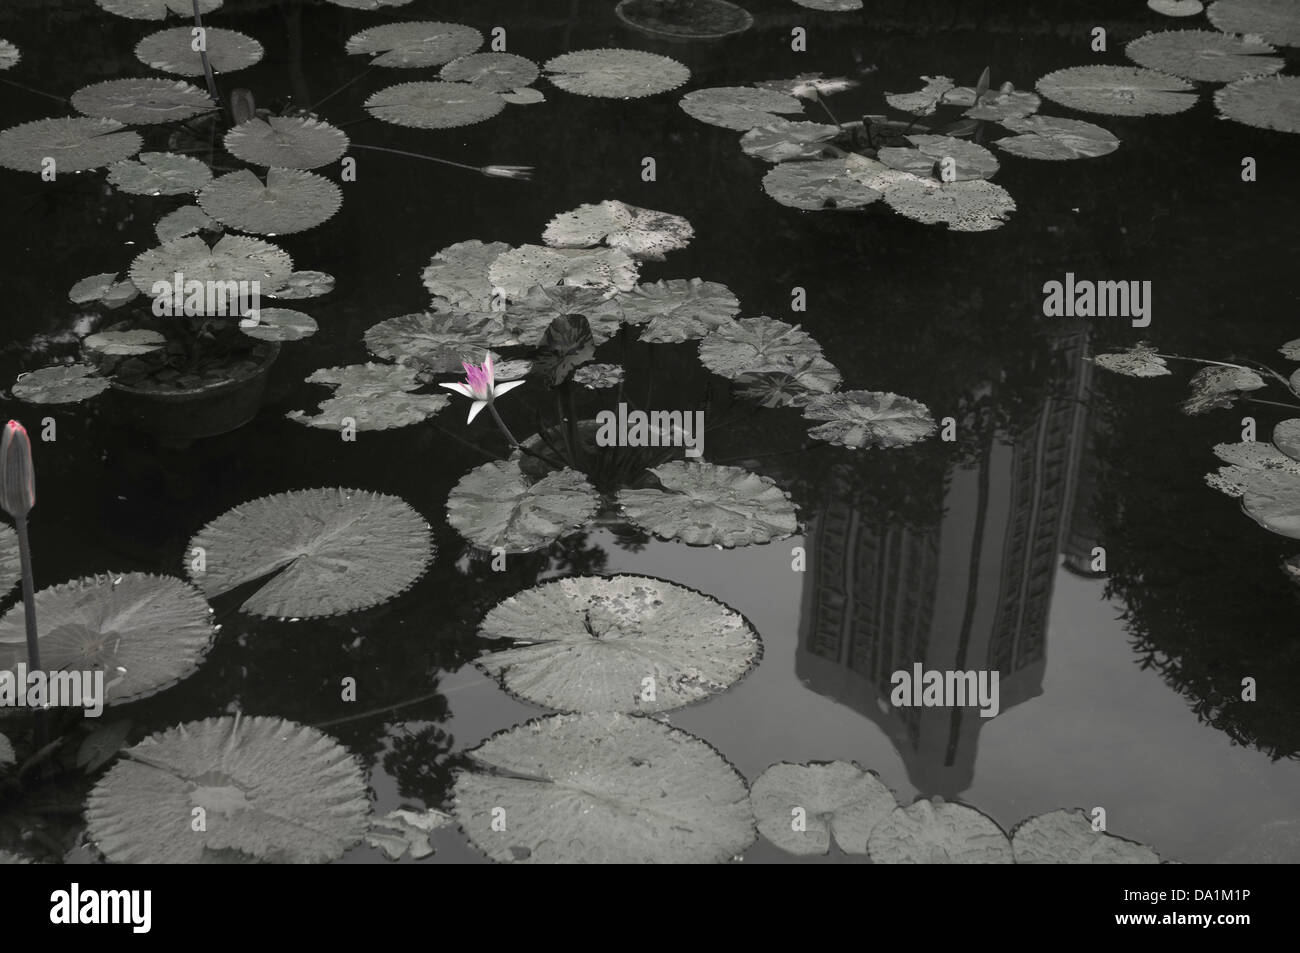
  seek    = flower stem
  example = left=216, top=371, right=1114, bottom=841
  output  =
left=15, top=514, right=46, bottom=747
left=489, top=402, right=566, bottom=469
left=814, top=90, right=843, bottom=132
left=191, top=0, right=222, bottom=113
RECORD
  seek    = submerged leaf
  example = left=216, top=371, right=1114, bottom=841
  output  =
left=544, top=49, right=690, bottom=99
left=869, top=798, right=1014, bottom=864
left=1215, top=74, right=1300, bottom=134
left=573, top=363, right=625, bottom=389
left=1012, top=809, right=1160, bottom=863
left=107, top=151, right=212, bottom=196
left=440, top=53, right=539, bottom=91
left=72, top=78, right=215, bottom=125
left=751, top=762, right=897, bottom=855
left=77, top=721, right=134, bottom=774
left=1126, top=30, right=1282, bottom=83
left=961, top=86, right=1041, bottom=122
left=532, top=313, right=596, bottom=385
left=345, top=21, right=482, bottom=69
left=680, top=86, right=804, bottom=130
left=617, top=461, right=798, bottom=547
left=224, top=116, right=349, bottom=170
left=366, top=808, right=453, bottom=860
left=12, top=365, right=111, bottom=404
left=1036, top=66, right=1196, bottom=117
left=135, top=26, right=264, bottom=76
left=802, top=390, right=937, bottom=449
left=198, top=168, right=342, bottom=236
left=542, top=200, right=693, bottom=261
left=447, top=461, right=600, bottom=553
left=0, top=117, right=141, bottom=173
left=619, top=278, right=740, bottom=344
left=1182, top=365, right=1266, bottom=415
left=365, top=81, right=504, bottom=129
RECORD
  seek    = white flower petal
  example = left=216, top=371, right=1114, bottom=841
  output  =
left=493, top=379, right=526, bottom=398
left=440, top=382, right=475, bottom=398
left=466, top=400, right=489, bottom=424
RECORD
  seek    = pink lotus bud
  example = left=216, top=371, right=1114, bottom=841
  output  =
left=0, top=420, right=35, bottom=518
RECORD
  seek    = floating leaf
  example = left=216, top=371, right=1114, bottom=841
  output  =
left=544, top=49, right=690, bottom=99
left=1126, top=30, right=1282, bottom=83
left=12, top=365, right=111, bottom=404
left=502, top=285, right=622, bottom=347
left=96, top=0, right=221, bottom=19
left=489, top=244, right=639, bottom=300
left=961, top=86, right=1041, bottom=122
left=240, top=307, right=316, bottom=342
left=69, top=273, right=139, bottom=308
left=0, top=524, right=19, bottom=599
left=421, top=240, right=512, bottom=311
left=878, top=134, right=1000, bottom=181
left=1207, top=0, right=1300, bottom=46
left=0, top=40, right=19, bottom=72
left=868, top=798, right=1014, bottom=863
left=994, top=115, right=1120, bottom=160
left=792, top=0, right=862, bottom=9
left=0, top=117, right=141, bottom=173
left=364, top=81, right=504, bottom=129
left=880, top=173, right=1017, bottom=231
left=440, top=52, right=539, bottom=91
left=1274, top=419, right=1300, bottom=461
left=680, top=86, right=804, bottom=130
left=0, top=730, right=13, bottom=766
left=448, top=461, right=599, bottom=553
left=885, top=75, right=955, bottom=116
left=1206, top=440, right=1300, bottom=497
left=324, top=0, right=413, bottom=8
left=0, top=573, right=214, bottom=707
left=77, top=721, right=134, bottom=774
left=135, top=27, right=264, bottom=76
left=762, top=157, right=884, bottom=211
left=617, top=461, right=798, bottom=547
left=1149, top=0, right=1204, bottom=16
left=1090, top=343, right=1171, bottom=377
left=267, top=270, right=334, bottom=300
left=1215, top=74, right=1300, bottom=134
left=739, top=120, right=838, bottom=162
left=84, top=329, right=166, bottom=356
left=128, top=234, right=293, bottom=295
left=107, top=151, right=211, bottom=196
left=1182, top=365, right=1266, bottom=415
left=573, top=363, right=624, bottom=389
left=476, top=574, right=761, bottom=713
left=1012, top=809, right=1161, bottom=863
left=186, top=488, right=434, bottom=618
left=366, top=808, right=453, bottom=860
left=72, top=78, right=215, bottom=125
left=86, top=716, right=368, bottom=863
left=302, top=362, right=424, bottom=397
left=755, top=73, right=859, bottom=100
left=452, top=712, right=754, bottom=863
left=224, top=116, right=349, bottom=170
left=156, top=204, right=216, bottom=242
left=197, top=168, right=341, bottom=236
left=733, top=370, right=824, bottom=408
left=802, top=390, right=937, bottom=449
left=542, top=200, right=693, bottom=261
left=345, top=21, right=482, bottom=69
left=1241, top=470, right=1300, bottom=538
left=699, top=316, right=841, bottom=392
left=365, top=311, right=516, bottom=373
left=616, top=278, right=740, bottom=344
left=750, top=761, right=897, bottom=855
left=500, top=87, right=546, bottom=105
left=287, top=363, right=449, bottom=432
left=615, top=0, right=754, bottom=39
left=1036, top=66, right=1197, bottom=117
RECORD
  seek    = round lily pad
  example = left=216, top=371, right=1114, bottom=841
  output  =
left=1206, top=440, right=1300, bottom=497
left=288, top=390, right=449, bottom=432
left=962, top=86, right=1042, bottom=122
left=128, top=234, right=293, bottom=295
left=96, top=0, right=221, bottom=19
left=452, top=712, right=755, bottom=863
left=500, top=87, right=546, bottom=105
left=885, top=75, right=956, bottom=115
left=1207, top=0, right=1300, bottom=46
left=267, top=270, right=334, bottom=299
left=762, top=158, right=884, bottom=210
left=1241, top=469, right=1300, bottom=538
left=1182, top=365, right=1266, bottom=415
left=0, top=117, right=141, bottom=173
left=86, top=715, right=369, bottom=863
left=198, top=168, right=342, bottom=236
left=868, top=798, right=1014, bottom=863
left=739, top=120, right=839, bottom=162
left=1126, top=30, right=1282, bottom=83
left=1036, top=65, right=1197, bottom=117
left=698, top=316, right=842, bottom=392
left=994, top=115, right=1120, bottom=160
left=475, top=574, right=762, bottom=713
left=1011, top=809, right=1161, bottom=863
left=421, top=240, right=512, bottom=311
left=440, top=52, right=539, bottom=91
left=878, top=134, right=999, bottom=181
left=240, top=307, right=316, bottom=342
left=365, top=310, right=516, bottom=373
left=802, top=390, right=937, bottom=449
left=69, top=273, right=139, bottom=308
left=881, top=173, right=1017, bottom=231
left=750, top=761, right=897, bottom=855
left=0, top=40, right=20, bottom=71
left=224, top=116, right=349, bottom=170
left=107, top=151, right=212, bottom=196
left=72, top=78, right=215, bottom=125
left=84, top=329, right=166, bottom=356
left=489, top=244, right=639, bottom=300
left=615, top=0, right=753, bottom=39
left=447, top=461, right=600, bottom=553
left=543, top=200, right=693, bottom=261
left=345, top=21, right=482, bottom=69
left=0, top=573, right=215, bottom=707
left=544, top=49, right=690, bottom=99
left=793, top=0, right=863, bottom=8
left=1215, top=74, right=1300, bottom=133
left=680, top=86, right=804, bottom=130
left=185, top=488, right=435, bottom=618
left=364, top=81, right=504, bottom=129
left=155, top=204, right=216, bottom=242
left=135, top=26, right=264, bottom=76
left=1273, top=420, right=1300, bottom=461
left=619, top=278, right=740, bottom=344
left=12, top=365, right=111, bottom=404
left=1149, top=0, right=1204, bottom=15
left=325, top=0, right=413, bottom=7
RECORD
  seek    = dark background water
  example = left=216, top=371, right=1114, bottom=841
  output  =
left=1, top=0, right=1297, bottom=863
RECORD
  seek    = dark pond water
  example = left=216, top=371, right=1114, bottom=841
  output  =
left=1, top=0, right=1298, bottom=864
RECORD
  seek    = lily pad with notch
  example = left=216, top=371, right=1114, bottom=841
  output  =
left=365, top=311, right=516, bottom=374
left=994, top=115, right=1119, bottom=161
left=1036, top=66, right=1197, bottom=117
left=447, top=460, right=600, bottom=554
left=69, top=273, right=140, bottom=309
left=0, top=117, right=142, bottom=174
left=489, top=245, right=639, bottom=301
left=750, top=761, right=898, bottom=855
left=619, top=278, right=740, bottom=344
left=542, top=200, right=693, bottom=261
left=802, top=390, right=937, bottom=449
left=762, top=156, right=884, bottom=210
left=345, top=21, right=482, bottom=69
left=1011, top=809, right=1160, bottom=863
left=878, top=134, right=1000, bottom=181
left=155, top=205, right=217, bottom=242
left=1215, top=74, right=1300, bottom=134
left=440, top=53, right=539, bottom=92
left=365, top=82, right=504, bottom=130
left=128, top=234, right=293, bottom=296
left=503, top=286, right=621, bottom=347
left=740, top=120, right=839, bottom=163
left=224, top=116, right=349, bottom=171
left=699, top=316, right=842, bottom=393
left=12, top=365, right=111, bottom=404
left=135, top=26, right=264, bottom=77
left=107, top=151, right=212, bottom=196
left=868, top=797, right=1014, bottom=863
left=1207, top=0, right=1300, bottom=47
left=544, top=49, right=690, bottom=99
left=680, top=86, right=805, bottom=130
left=1126, top=30, right=1282, bottom=83
left=72, top=78, right=216, bottom=125
left=198, top=168, right=342, bottom=236
left=96, top=0, right=221, bottom=19
left=421, top=240, right=512, bottom=311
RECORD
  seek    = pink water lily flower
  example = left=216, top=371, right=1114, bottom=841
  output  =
left=440, top=353, right=525, bottom=424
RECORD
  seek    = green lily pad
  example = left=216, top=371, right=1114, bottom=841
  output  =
left=345, top=21, right=482, bottom=69
left=489, top=244, right=639, bottom=300
left=1274, top=419, right=1300, bottom=461
left=878, top=134, right=1000, bottom=181
left=440, top=53, right=539, bottom=91
left=994, top=115, right=1120, bottom=160
left=544, top=49, right=690, bottom=99
left=447, top=461, right=600, bottom=554
left=1036, top=66, right=1197, bottom=117
left=880, top=173, right=1017, bottom=231
left=1011, top=809, right=1161, bottom=863
left=0, top=40, right=18, bottom=72
left=802, top=390, right=937, bottom=449
left=500, top=87, right=545, bottom=105
left=1215, top=74, right=1300, bottom=134
left=960, top=86, right=1042, bottom=122
left=1207, top=0, right=1300, bottom=46
left=107, top=151, right=212, bottom=196
left=750, top=761, right=897, bottom=855
left=69, top=273, right=139, bottom=308
left=0, top=117, right=142, bottom=174
left=739, top=120, right=839, bottom=162
left=619, top=278, right=741, bottom=344
left=365, top=311, right=516, bottom=373
left=240, top=307, right=316, bottom=342
left=365, top=81, right=504, bottom=129
left=762, top=157, right=884, bottom=210
left=573, top=363, right=624, bottom=389
left=301, top=362, right=424, bottom=397
left=77, top=720, right=134, bottom=774
left=680, top=86, right=804, bottom=129
left=267, top=270, right=334, bottom=300
left=1149, top=0, right=1204, bottom=15
left=224, top=116, right=349, bottom=171
left=421, top=240, right=512, bottom=311
left=128, top=234, right=293, bottom=295
left=542, top=200, right=693, bottom=261
left=1126, top=30, right=1282, bottom=83
left=72, top=78, right=215, bottom=125
left=198, top=168, right=342, bottom=236
left=289, top=391, right=449, bottom=432
left=868, top=798, right=1014, bottom=864
left=699, top=316, right=842, bottom=392
left=500, top=285, right=622, bottom=347
left=12, top=365, right=111, bottom=404
left=155, top=205, right=216, bottom=243
left=135, top=26, right=264, bottom=77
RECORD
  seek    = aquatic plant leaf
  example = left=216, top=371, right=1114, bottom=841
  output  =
left=84, top=329, right=166, bottom=356
left=1182, top=365, right=1265, bottom=415
left=802, top=390, right=937, bottom=449
left=107, top=151, right=211, bottom=196
left=1280, top=339, right=1300, bottom=360
left=994, top=115, right=1119, bottom=160
left=452, top=712, right=754, bottom=863
left=699, top=316, right=841, bottom=392
left=289, top=391, right=449, bottom=432
left=1011, top=809, right=1160, bottom=863
left=1149, top=0, right=1204, bottom=16
left=869, top=798, right=1013, bottom=863
left=733, top=370, right=822, bottom=408
left=447, top=461, right=599, bottom=553
left=186, top=488, right=434, bottom=618
left=78, top=720, right=133, bottom=774
left=793, top=0, right=861, bottom=8
left=421, top=240, right=512, bottom=311
left=1036, top=66, right=1196, bottom=117
left=543, top=200, right=694, bottom=261
left=1274, top=420, right=1300, bottom=462
left=617, top=461, right=798, bottom=547
left=739, top=120, right=838, bottom=163
left=1215, top=74, right=1300, bottom=134
left=96, top=0, right=221, bottom=19
left=135, top=26, right=264, bottom=76
left=680, top=86, right=804, bottom=130
left=72, top=78, right=215, bottom=125
left=224, top=116, right=349, bottom=170
left=128, top=234, right=293, bottom=295
left=86, top=716, right=369, bottom=863
left=365, top=311, right=516, bottom=373
left=0, top=524, right=20, bottom=600
left=476, top=574, right=761, bottom=713
left=573, top=363, right=624, bottom=389
left=0, top=573, right=214, bottom=707
left=325, top=0, right=413, bottom=8
left=502, top=286, right=620, bottom=348
left=12, top=365, right=110, bottom=404
left=885, top=75, right=956, bottom=115
left=267, top=270, right=334, bottom=300
left=198, top=168, right=341, bottom=236
left=1207, top=0, right=1300, bottom=46
left=501, top=87, right=546, bottom=105
left=755, top=73, right=859, bottom=100
left=69, top=273, right=139, bottom=308
left=345, top=21, right=483, bottom=69
left=763, top=156, right=884, bottom=211
left=156, top=204, right=216, bottom=242
left=0, top=730, right=13, bottom=766
left=0, top=40, right=18, bottom=72
left=1206, top=440, right=1300, bottom=497
left=365, top=81, right=504, bottom=129
left=241, top=307, right=316, bottom=342
left=533, top=314, right=596, bottom=386
left=961, top=87, right=1041, bottom=122
left=489, top=244, right=639, bottom=300
left=366, top=808, right=453, bottom=860
left=1089, top=343, right=1171, bottom=377
left=544, top=49, right=690, bottom=99
left=0, top=117, right=142, bottom=173
left=617, top=278, right=740, bottom=344
left=1241, top=470, right=1300, bottom=538
left=878, top=135, right=1000, bottom=181
left=881, top=173, right=1016, bottom=231
left=1126, top=30, right=1282, bottom=83
left=750, top=761, right=897, bottom=855
left=303, top=362, right=424, bottom=397
left=440, top=52, right=539, bottom=91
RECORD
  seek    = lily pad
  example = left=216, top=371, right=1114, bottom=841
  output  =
left=1127, top=30, right=1282, bottom=83
left=542, top=200, right=693, bottom=261
left=762, top=156, right=884, bottom=211
left=365, top=311, right=516, bottom=373
left=0, top=573, right=215, bottom=707
left=447, top=461, right=600, bottom=553
left=500, top=88, right=546, bottom=105
left=77, top=720, right=134, bottom=774
left=619, top=278, right=741, bottom=344
left=739, top=120, right=839, bottom=162
left=0, top=730, right=13, bottom=765
left=1241, top=469, right=1300, bottom=538
left=617, top=461, right=798, bottom=547
left=1206, top=440, right=1300, bottom=497
left=72, top=78, right=215, bottom=125
left=1090, top=343, right=1171, bottom=377
left=1274, top=419, right=1300, bottom=461
left=421, top=240, right=512, bottom=311
left=267, top=270, right=334, bottom=300
left=573, top=363, right=624, bottom=389
left=750, top=761, right=897, bottom=855
left=96, top=0, right=221, bottom=19
left=86, top=715, right=368, bottom=864
left=881, top=173, right=1017, bottom=231
left=0, top=40, right=18, bottom=71
left=128, top=234, right=293, bottom=295
left=793, top=0, right=863, bottom=9
left=1182, top=365, right=1266, bottom=415
left=84, top=329, right=166, bottom=356
left=289, top=391, right=449, bottom=432
left=475, top=574, right=762, bottom=713
left=489, top=244, right=639, bottom=300
left=12, top=365, right=111, bottom=404
left=1149, top=0, right=1204, bottom=15
left=544, top=49, right=690, bottom=99
left=885, top=75, right=955, bottom=116
left=734, top=370, right=826, bottom=408
left=452, top=712, right=754, bottom=863
left=135, top=27, right=264, bottom=77
left=1036, top=66, right=1197, bottom=117
left=301, top=362, right=425, bottom=397
left=868, top=798, right=1014, bottom=863
left=240, top=307, right=316, bottom=342
left=680, top=86, right=804, bottom=130
left=994, top=115, right=1120, bottom=160
left=1215, top=74, right=1300, bottom=134
left=156, top=205, right=217, bottom=242
left=698, top=316, right=842, bottom=392
left=325, top=0, right=413, bottom=7
left=345, top=22, right=483, bottom=69
left=185, top=488, right=435, bottom=618
left=961, top=86, right=1042, bottom=122
left=802, top=390, right=937, bottom=449
left=364, top=81, right=504, bottom=129
left=1207, top=0, right=1300, bottom=46
left=500, top=285, right=622, bottom=347
left=107, top=151, right=212, bottom=196
left=1011, top=809, right=1161, bottom=863
left=0, top=117, right=142, bottom=174
left=198, top=168, right=342, bottom=236
left=224, top=116, right=349, bottom=170
left=440, top=53, right=539, bottom=92
left=366, top=808, right=453, bottom=860
left=69, top=273, right=139, bottom=308
left=878, top=134, right=1000, bottom=181
left=614, top=0, right=753, bottom=39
